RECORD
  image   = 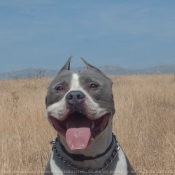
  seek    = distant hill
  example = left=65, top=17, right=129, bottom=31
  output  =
left=0, top=65, right=175, bottom=80
left=0, top=68, right=58, bottom=80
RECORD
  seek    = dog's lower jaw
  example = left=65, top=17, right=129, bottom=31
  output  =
left=57, top=118, right=113, bottom=169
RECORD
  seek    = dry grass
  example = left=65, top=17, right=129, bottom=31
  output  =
left=0, top=75, right=175, bottom=175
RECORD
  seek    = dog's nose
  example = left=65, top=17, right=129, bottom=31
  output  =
left=66, top=91, right=85, bottom=105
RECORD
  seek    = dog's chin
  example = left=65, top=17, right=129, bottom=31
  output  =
left=49, top=111, right=111, bottom=150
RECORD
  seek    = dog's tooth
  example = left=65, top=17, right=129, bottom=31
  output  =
left=91, top=121, right=95, bottom=129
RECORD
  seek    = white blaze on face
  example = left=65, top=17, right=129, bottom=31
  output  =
left=70, top=73, right=79, bottom=89
left=46, top=73, right=108, bottom=124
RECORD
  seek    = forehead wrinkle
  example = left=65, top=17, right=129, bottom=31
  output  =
left=52, top=80, right=67, bottom=87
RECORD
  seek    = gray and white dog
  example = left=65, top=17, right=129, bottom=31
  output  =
left=44, top=57, right=136, bottom=175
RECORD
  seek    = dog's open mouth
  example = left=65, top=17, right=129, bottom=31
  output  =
left=49, top=112, right=110, bottom=150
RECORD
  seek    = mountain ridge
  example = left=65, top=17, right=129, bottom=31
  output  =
left=0, top=65, right=175, bottom=80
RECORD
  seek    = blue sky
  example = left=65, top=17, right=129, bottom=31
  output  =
left=0, top=0, right=175, bottom=73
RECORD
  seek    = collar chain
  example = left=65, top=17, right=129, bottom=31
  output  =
left=50, top=133, right=120, bottom=173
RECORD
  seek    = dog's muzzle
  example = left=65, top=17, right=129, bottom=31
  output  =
left=49, top=109, right=111, bottom=151
left=48, top=90, right=111, bottom=151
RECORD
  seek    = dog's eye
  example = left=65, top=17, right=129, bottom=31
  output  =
left=89, top=84, right=99, bottom=89
left=55, top=85, right=64, bottom=91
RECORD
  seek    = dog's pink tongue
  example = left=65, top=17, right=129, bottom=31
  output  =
left=66, top=128, right=91, bottom=150
left=66, top=115, right=91, bottom=150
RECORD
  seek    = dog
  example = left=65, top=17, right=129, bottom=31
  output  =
left=44, top=57, right=136, bottom=175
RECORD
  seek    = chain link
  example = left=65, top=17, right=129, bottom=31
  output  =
left=50, top=135, right=120, bottom=173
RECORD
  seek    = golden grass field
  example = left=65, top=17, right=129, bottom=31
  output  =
left=0, top=74, right=175, bottom=175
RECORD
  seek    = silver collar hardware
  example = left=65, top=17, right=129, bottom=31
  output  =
left=50, top=133, right=120, bottom=173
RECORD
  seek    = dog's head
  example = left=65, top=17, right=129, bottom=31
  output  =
left=45, top=57, right=115, bottom=151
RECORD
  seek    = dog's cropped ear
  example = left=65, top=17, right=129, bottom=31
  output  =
left=81, top=57, right=97, bottom=69
left=81, top=57, right=113, bottom=85
left=59, top=56, right=72, bottom=72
